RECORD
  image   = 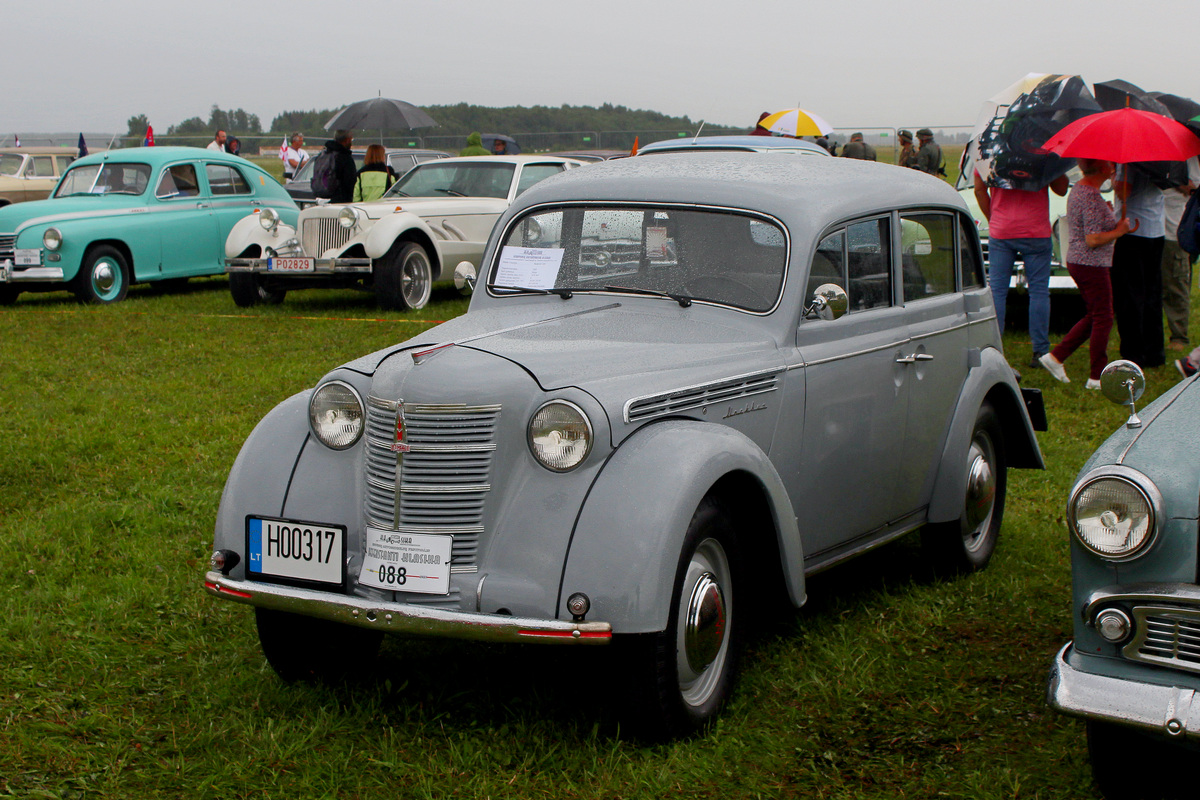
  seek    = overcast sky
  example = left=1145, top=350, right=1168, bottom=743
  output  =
left=7, top=0, right=1200, bottom=137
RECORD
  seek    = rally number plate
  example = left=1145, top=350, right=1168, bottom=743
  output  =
left=14, top=249, right=40, bottom=266
left=359, top=528, right=452, bottom=595
left=246, top=517, right=344, bottom=586
left=267, top=257, right=314, bottom=273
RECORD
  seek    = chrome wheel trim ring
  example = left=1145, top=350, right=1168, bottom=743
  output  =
left=962, top=431, right=996, bottom=551
left=401, top=249, right=431, bottom=307
left=91, top=258, right=121, bottom=300
left=675, top=537, right=731, bottom=707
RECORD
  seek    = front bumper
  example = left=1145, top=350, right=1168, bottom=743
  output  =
left=225, top=257, right=373, bottom=275
left=1, top=258, right=64, bottom=283
left=204, top=571, right=612, bottom=645
left=1048, top=643, right=1200, bottom=740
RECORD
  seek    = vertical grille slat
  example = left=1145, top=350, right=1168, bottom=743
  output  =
left=302, top=217, right=353, bottom=256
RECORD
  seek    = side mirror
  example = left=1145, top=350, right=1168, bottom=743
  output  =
left=804, top=283, right=848, bottom=321
left=453, top=261, right=477, bottom=295
left=1100, top=359, right=1146, bottom=429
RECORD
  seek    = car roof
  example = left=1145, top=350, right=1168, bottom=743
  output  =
left=68, top=146, right=252, bottom=168
left=512, top=153, right=966, bottom=245
left=637, top=135, right=830, bottom=156
left=415, top=155, right=581, bottom=166
left=0, top=146, right=81, bottom=156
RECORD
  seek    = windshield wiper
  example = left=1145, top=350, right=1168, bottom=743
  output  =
left=604, top=284, right=692, bottom=307
left=492, top=284, right=573, bottom=299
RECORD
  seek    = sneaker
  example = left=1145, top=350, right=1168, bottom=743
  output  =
left=1085, top=378, right=1102, bottom=390
left=1039, top=353, right=1070, bottom=383
left=1176, top=359, right=1197, bottom=379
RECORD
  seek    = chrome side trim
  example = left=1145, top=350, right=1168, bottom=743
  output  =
left=204, top=572, right=611, bottom=644
left=623, top=366, right=783, bottom=423
left=1047, top=643, right=1200, bottom=739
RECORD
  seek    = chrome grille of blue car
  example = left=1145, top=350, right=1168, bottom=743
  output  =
left=0, top=235, right=15, bottom=261
left=301, top=217, right=354, bottom=257
left=1125, top=606, right=1200, bottom=674
left=364, top=397, right=500, bottom=571
left=624, top=368, right=782, bottom=423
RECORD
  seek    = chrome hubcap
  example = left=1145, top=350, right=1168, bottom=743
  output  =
left=94, top=262, right=116, bottom=293
left=963, top=435, right=996, bottom=546
left=684, top=573, right=726, bottom=673
left=676, top=537, right=732, bottom=707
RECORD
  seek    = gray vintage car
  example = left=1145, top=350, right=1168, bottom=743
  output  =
left=206, top=154, right=1045, bottom=737
left=1048, top=361, right=1200, bottom=800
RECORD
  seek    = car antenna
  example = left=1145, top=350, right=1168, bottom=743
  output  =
left=691, top=121, right=706, bottom=143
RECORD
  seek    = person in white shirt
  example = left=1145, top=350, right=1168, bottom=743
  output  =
left=206, top=130, right=227, bottom=152
left=283, top=132, right=309, bottom=180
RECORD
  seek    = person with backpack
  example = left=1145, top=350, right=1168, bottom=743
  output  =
left=311, top=129, right=357, bottom=203
left=914, top=129, right=944, bottom=177
left=352, top=144, right=396, bottom=202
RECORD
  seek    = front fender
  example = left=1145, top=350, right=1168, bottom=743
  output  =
left=559, top=420, right=803, bottom=633
left=224, top=214, right=296, bottom=258
left=362, top=212, right=439, bottom=259
left=927, top=345, right=1044, bottom=524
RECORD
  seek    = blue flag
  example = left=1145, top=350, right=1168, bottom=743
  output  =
left=77, top=133, right=88, bottom=158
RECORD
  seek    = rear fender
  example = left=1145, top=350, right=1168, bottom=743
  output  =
left=559, top=420, right=803, bottom=633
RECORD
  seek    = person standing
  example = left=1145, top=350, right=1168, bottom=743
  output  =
left=1039, top=159, right=1134, bottom=387
left=1112, top=165, right=1166, bottom=368
left=974, top=169, right=1070, bottom=365
left=1160, top=159, right=1199, bottom=351
left=460, top=132, right=489, bottom=156
left=283, top=133, right=308, bottom=181
left=318, top=129, right=357, bottom=204
left=352, top=144, right=396, bottom=202
left=914, top=129, right=942, bottom=176
left=750, top=111, right=772, bottom=136
left=841, top=132, right=877, bottom=161
left=207, top=130, right=227, bottom=152
left=897, top=130, right=918, bottom=169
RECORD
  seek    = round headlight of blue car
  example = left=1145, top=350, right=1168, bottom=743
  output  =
left=528, top=400, right=592, bottom=472
left=1068, top=467, right=1161, bottom=560
left=309, top=381, right=364, bottom=450
left=43, top=227, right=63, bottom=251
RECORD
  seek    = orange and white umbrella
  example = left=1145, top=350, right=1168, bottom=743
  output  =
left=758, top=107, right=833, bottom=138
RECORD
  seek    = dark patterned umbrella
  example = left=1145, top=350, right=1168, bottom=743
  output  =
left=324, top=97, right=437, bottom=132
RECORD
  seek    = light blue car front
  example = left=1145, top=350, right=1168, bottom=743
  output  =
left=0, top=146, right=298, bottom=304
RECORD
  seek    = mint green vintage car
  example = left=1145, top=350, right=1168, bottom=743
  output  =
left=0, top=146, right=298, bottom=304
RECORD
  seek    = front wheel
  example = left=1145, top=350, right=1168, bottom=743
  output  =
left=0, top=286, right=18, bottom=305
left=922, top=401, right=1006, bottom=573
left=1087, top=720, right=1194, bottom=799
left=74, top=245, right=130, bottom=304
left=255, top=608, right=382, bottom=683
left=229, top=273, right=286, bottom=307
left=627, top=498, right=740, bottom=738
left=375, top=241, right=433, bottom=311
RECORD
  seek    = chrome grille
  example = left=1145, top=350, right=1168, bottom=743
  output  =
left=1125, top=605, right=1200, bottom=674
left=364, top=397, right=500, bottom=570
left=301, top=217, right=353, bottom=256
left=0, top=234, right=14, bottom=261
left=624, top=368, right=781, bottom=423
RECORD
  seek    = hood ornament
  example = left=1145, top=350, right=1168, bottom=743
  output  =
left=390, top=404, right=410, bottom=453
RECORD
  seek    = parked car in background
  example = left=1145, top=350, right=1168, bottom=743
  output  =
left=548, top=150, right=629, bottom=162
left=285, top=148, right=451, bottom=208
left=0, top=146, right=298, bottom=304
left=636, top=135, right=832, bottom=157
left=225, top=155, right=582, bottom=310
left=205, top=154, right=1045, bottom=738
left=0, top=147, right=79, bottom=206
left=1048, top=360, right=1200, bottom=800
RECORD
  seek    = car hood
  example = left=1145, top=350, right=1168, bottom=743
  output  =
left=0, top=195, right=147, bottom=232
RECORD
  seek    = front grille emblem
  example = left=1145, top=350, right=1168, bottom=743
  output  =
left=390, top=405, right=410, bottom=453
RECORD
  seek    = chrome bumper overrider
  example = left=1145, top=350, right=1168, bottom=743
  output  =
left=204, top=571, right=612, bottom=645
left=225, top=257, right=373, bottom=274
left=1, top=260, right=64, bottom=282
left=1048, top=643, right=1200, bottom=739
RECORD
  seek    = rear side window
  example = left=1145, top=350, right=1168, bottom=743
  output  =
left=900, top=213, right=956, bottom=301
left=31, top=157, right=55, bottom=177
left=515, top=164, right=565, bottom=197
left=958, top=215, right=984, bottom=289
left=206, top=164, right=251, bottom=195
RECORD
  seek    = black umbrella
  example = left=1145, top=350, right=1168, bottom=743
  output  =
left=1151, top=92, right=1200, bottom=137
left=1094, top=80, right=1185, bottom=187
left=324, top=97, right=437, bottom=133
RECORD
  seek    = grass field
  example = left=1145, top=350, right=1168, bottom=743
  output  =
left=0, top=274, right=1190, bottom=799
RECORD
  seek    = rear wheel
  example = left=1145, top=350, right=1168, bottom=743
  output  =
left=255, top=607, right=382, bottom=683
left=74, top=245, right=129, bottom=304
left=230, top=273, right=286, bottom=307
left=922, top=401, right=1006, bottom=573
left=376, top=241, right=433, bottom=311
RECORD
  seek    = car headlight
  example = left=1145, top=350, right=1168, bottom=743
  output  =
left=42, top=227, right=62, bottom=251
left=308, top=381, right=364, bottom=450
left=258, top=207, right=279, bottom=232
left=337, top=207, right=360, bottom=229
left=1068, top=467, right=1161, bottom=560
left=528, top=400, right=592, bottom=472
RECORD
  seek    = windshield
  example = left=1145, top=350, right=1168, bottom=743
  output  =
left=54, top=163, right=152, bottom=197
left=386, top=161, right=516, bottom=199
left=0, top=154, right=25, bottom=176
left=489, top=206, right=788, bottom=312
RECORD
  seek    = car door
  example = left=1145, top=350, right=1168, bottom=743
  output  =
left=205, top=162, right=258, bottom=270
left=891, top=211, right=973, bottom=513
left=779, top=217, right=914, bottom=563
left=153, top=161, right=220, bottom=278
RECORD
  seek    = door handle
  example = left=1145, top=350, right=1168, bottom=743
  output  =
left=896, top=353, right=935, bottom=364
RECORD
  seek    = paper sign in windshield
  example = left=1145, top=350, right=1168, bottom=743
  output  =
left=496, top=246, right=565, bottom=290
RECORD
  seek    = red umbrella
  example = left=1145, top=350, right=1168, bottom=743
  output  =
left=1040, top=107, right=1200, bottom=162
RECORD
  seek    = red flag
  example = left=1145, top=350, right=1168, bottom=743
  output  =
left=14, top=135, right=19, bottom=147
left=629, top=136, right=638, bottom=156
left=143, top=126, right=155, bottom=147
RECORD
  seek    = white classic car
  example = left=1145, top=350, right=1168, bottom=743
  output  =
left=223, top=155, right=582, bottom=310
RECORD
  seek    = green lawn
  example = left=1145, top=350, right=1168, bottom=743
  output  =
left=0, top=277, right=1190, bottom=798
